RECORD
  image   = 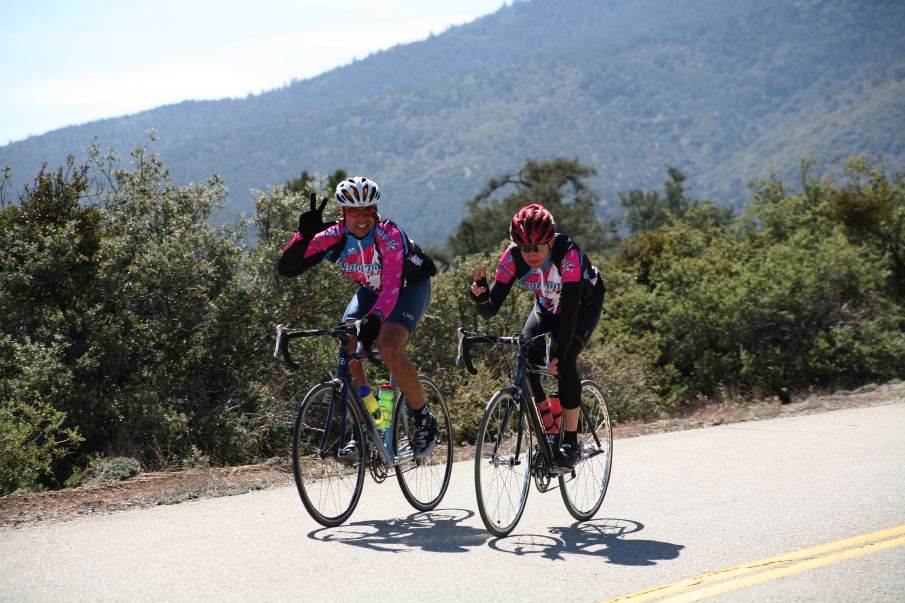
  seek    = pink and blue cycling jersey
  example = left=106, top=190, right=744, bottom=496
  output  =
left=278, top=218, right=434, bottom=323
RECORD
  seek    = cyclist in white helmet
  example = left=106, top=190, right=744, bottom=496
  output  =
left=277, top=177, right=439, bottom=457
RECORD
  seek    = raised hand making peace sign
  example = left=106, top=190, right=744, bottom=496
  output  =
left=298, top=192, right=330, bottom=238
left=470, top=264, right=490, bottom=303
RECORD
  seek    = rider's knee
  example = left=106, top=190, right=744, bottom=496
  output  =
left=378, top=341, right=405, bottom=364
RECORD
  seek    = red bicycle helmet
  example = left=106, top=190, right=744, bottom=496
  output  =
left=509, top=203, right=556, bottom=246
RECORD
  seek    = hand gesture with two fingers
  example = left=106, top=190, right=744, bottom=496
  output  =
left=298, top=193, right=330, bottom=238
left=470, top=264, right=490, bottom=303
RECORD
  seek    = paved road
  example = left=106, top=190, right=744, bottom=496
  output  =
left=2, top=403, right=904, bottom=602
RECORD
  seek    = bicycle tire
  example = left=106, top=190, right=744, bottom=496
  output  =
left=292, top=382, right=366, bottom=527
left=474, top=389, right=532, bottom=537
left=393, top=376, right=453, bottom=511
left=559, top=379, right=613, bottom=521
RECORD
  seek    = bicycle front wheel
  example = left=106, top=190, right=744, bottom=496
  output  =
left=394, top=376, right=453, bottom=511
left=292, top=382, right=366, bottom=527
left=475, top=389, right=532, bottom=537
left=559, top=379, right=613, bottom=521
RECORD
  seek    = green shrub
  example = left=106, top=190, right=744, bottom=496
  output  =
left=79, top=456, right=141, bottom=487
left=0, top=338, right=83, bottom=495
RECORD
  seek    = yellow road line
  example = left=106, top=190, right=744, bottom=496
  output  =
left=604, top=525, right=905, bottom=603
left=664, top=535, right=905, bottom=603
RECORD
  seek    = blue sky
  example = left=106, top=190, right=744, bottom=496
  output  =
left=0, top=0, right=506, bottom=145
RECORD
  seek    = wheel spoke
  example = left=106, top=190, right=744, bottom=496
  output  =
left=560, top=381, right=612, bottom=520
left=475, top=392, right=531, bottom=536
left=394, top=377, right=453, bottom=512
left=293, top=383, right=365, bottom=527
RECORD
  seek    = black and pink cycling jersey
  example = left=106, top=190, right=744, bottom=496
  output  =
left=277, top=218, right=435, bottom=323
left=494, top=243, right=599, bottom=314
left=471, top=233, right=604, bottom=360
left=492, top=235, right=602, bottom=314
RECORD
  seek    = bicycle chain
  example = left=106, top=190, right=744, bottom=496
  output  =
left=367, top=447, right=388, bottom=483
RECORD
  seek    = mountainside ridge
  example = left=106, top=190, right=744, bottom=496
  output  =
left=2, top=0, right=903, bottom=241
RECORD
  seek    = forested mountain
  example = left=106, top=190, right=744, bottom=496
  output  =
left=2, top=0, right=903, bottom=240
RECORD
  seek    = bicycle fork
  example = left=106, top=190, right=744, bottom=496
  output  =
left=318, top=379, right=349, bottom=459
left=491, top=400, right=521, bottom=468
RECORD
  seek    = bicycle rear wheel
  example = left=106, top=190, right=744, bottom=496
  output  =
left=475, top=389, right=532, bottom=537
left=393, top=376, right=453, bottom=511
left=559, top=379, right=613, bottom=521
left=292, top=382, right=366, bottom=527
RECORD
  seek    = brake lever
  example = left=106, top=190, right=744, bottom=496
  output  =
left=456, top=327, right=478, bottom=375
left=273, top=324, right=285, bottom=359
left=276, top=324, right=300, bottom=370
left=544, top=332, right=552, bottom=371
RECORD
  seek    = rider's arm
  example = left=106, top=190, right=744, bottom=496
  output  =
left=552, top=281, right=581, bottom=361
left=551, top=247, right=584, bottom=360
left=476, top=278, right=514, bottom=319
left=276, top=225, right=340, bottom=277
left=367, top=224, right=405, bottom=323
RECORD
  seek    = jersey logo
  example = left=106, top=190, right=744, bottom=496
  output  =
left=339, top=261, right=381, bottom=273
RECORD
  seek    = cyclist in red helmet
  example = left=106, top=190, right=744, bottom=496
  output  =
left=469, top=203, right=605, bottom=467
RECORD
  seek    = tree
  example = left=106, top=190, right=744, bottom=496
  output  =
left=89, top=139, right=257, bottom=467
left=0, top=137, right=272, bottom=488
left=824, top=157, right=905, bottom=303
left=0, top=159, right=96, bottom=492
left=446, top=158, right=619, bottom=258
left=284, top=170, right=314, bottom=194
left=284, top=168, right=348, bottom=198
left=620, top=167, right=733, bottom=235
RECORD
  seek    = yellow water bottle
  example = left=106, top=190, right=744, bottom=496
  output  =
left=359, top=386, right=380, bottom=425
left=377, top=384, right=395, bottom=430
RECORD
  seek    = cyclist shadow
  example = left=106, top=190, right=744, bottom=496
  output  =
left=308, top=508, right=491, bottom=553
left=489, top=518, right=684, bottom=565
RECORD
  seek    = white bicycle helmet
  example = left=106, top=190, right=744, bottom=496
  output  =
left=335, top=176, right=381, bottom=207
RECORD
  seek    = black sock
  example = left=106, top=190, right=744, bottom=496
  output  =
left=563, top=430, right=577, bottom=445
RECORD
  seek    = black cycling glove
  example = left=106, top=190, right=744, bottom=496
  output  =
left=356, top=314, right=381, bottom=349
left=298, top=192, right=330, bottom=239
left=470, top=276, right=490, bottom=304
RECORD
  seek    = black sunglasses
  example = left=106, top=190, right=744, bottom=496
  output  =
left=520, top=243, right=546, bottom=253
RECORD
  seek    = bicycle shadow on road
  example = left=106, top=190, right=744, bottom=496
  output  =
left=489, top=518, right=684, bottom=565
left=308, top=508, right=491, bottom=553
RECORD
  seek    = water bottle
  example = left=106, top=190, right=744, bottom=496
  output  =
left=536, top=393, right=562, bottom=435
left=359, top=385, right=381, bottom=425
left=377, top=384, right=395, bottom=430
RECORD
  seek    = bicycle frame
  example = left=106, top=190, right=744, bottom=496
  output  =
left=462, top=327, right=613, bottom=535
left=276, top=324, right=413, bottom=467
left=280, top=322, right=453, bottom=526
left=332, top=345, right=414, bottom=467
left=457, top=328, right=605, bottom=472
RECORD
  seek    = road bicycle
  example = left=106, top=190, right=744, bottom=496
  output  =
left=275, top=323, right=453, bottom=527
left=456, top=327, right=613, bottom=537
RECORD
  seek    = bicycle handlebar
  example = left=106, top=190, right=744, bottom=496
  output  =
left=274, top=323, right=379, bottom=370
left=456, top=327, right=552, bottom=376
